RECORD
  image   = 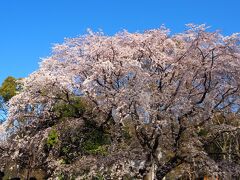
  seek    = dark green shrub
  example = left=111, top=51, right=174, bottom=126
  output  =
left=52, top=96, right=87, bottom=118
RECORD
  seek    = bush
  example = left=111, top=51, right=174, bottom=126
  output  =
left=46, top=129, right=59, bottom=148
left=52, top=96, right=87, bottom=119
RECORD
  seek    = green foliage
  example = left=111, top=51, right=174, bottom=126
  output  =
left=46, top=129, right=59, bottom=148
left=122, top=126, right=132, bottom=140
left=52, top=96, right=86, bottom=118
left=59, top=120, right=111, bottom=164
left=197, top=128, right=209, bottom=137
left=93, top=173, right=105, bottom=180
left=0, top=76, right=20, bottom=102
left=82, top=129, right=110, bottom=156
left=59, top=159, right=67, bottom=165
left=57, top=173, right=65, bottom=180
left=83, top=144, right=109, bottom=156
left=57, top=172, right=76, bottom=180
left=61, top=146, right=70, bottom=154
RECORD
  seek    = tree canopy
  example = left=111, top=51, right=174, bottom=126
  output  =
left=0, top=76, right=19, bottom=102
left=0, top=76, right=21, bottom=124
left=1, top=25, right=240, bottom=179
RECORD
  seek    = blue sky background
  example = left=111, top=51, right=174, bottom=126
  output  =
left=0, top=0, right=239, bottom=84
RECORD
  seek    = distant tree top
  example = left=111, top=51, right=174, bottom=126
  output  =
left=0, top=76, right=21, bottom=102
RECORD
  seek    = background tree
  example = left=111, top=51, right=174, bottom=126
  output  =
left=0, top=76, right=19, bottom=102
left=0, top=76, right=20, bottom=123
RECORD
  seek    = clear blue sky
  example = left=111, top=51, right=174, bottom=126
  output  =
left=0, top=0, right=239, bottom=84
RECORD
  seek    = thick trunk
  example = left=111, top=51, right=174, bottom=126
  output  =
left=155, top=156, right=182, bottom=180
left=143, top=163, right=155, bottom=180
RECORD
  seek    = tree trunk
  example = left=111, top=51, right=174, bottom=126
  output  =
left=155, top=156, right=182, bottom=180
left=143, top=163, right=155, bottom=180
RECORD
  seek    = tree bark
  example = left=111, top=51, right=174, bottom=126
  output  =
left=156, top=156, right=182, bottom=180
left=143, top=163, right=155, bottom=180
